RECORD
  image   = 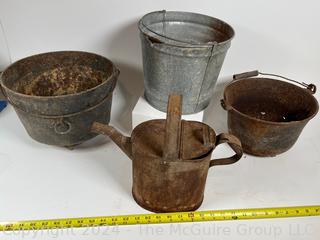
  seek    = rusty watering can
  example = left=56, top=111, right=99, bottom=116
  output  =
left=92, top=94, right=243, bottom=213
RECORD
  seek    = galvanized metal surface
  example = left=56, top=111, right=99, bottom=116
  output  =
left=139, top=10, right=235, bottom=114
left=92, top=95, right=243, bottom=213
left=221, top=71, right=319, bottom=157
left=0, top=51, right=119, bottom=147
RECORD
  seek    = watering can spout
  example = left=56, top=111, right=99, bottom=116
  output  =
left=91, top=122, right=133, bottom=159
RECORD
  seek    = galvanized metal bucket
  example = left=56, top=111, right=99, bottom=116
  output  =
left=139, top=10, right=235, bottom=114
left=92, top=95, right=243, bottom=212
left=0, top=51, right=119, bottom=147
left=221, top=70, right=319, bottom=157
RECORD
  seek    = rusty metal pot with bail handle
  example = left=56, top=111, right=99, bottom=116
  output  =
left=91, top=94, right=243, bottom=213
left=221, top=70, right=319, bottom=157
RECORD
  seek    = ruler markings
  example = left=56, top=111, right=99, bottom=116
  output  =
left=0, top=206, right=319, bottom=231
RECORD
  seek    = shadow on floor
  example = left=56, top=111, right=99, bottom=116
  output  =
left=203, top=76, right=233, bottom=133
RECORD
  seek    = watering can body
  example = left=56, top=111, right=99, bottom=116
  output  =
left=92, top=95, right=243, bottom=212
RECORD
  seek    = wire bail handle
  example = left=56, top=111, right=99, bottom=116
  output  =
left=140, top=10, right=217, bottom=48
left=233, top=70, right=317, bottom=94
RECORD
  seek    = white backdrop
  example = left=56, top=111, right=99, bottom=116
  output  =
left=0, top=0, right=319, bottom=239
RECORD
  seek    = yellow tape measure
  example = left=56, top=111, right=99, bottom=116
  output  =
left=1, top=205, right=319, bottom=231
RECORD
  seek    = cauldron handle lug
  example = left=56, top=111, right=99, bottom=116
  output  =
left=220, top=99, right=232, bottom=111
left=114, top=67, right=120, bottom=77
left=54, top=119, right=72, bottom=135
left=306, top=83, right=317, bottom=94
left=209, top=133, right=243, bottom=167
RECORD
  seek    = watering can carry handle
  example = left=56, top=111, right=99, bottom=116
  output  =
left=233, top=70, right=317, bottom=94
left=163, top=94, right=182, bottom=161
left=209, top=133, right=243, bottom=167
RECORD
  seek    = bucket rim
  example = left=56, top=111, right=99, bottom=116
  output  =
left=0, top=50, right=119, bottom=100
left=223, top=77, right=319, bottom=126
left=138, top=10, right=235, bottom=48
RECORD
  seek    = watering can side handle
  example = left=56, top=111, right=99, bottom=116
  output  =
left=209, top=133, right=243, bottom=167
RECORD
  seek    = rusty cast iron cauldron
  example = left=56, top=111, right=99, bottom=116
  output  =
left=221, top=70, right=318, bottom=157
left=0, top=51, right=119, bottom=147
left=92, top=94, right=243, bottom=213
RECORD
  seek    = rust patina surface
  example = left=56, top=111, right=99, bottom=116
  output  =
left=92, top=94, right=243, bottom=213
left=0, top=51, right=119, bottom=146
left=221, top=71, right=319, bottom=157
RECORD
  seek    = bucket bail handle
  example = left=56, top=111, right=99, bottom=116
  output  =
left=163, top=94, right=182, bottom=161
left=140, top=10, right=217, bottom=47
left=233, top=70, right=317, bottom=94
